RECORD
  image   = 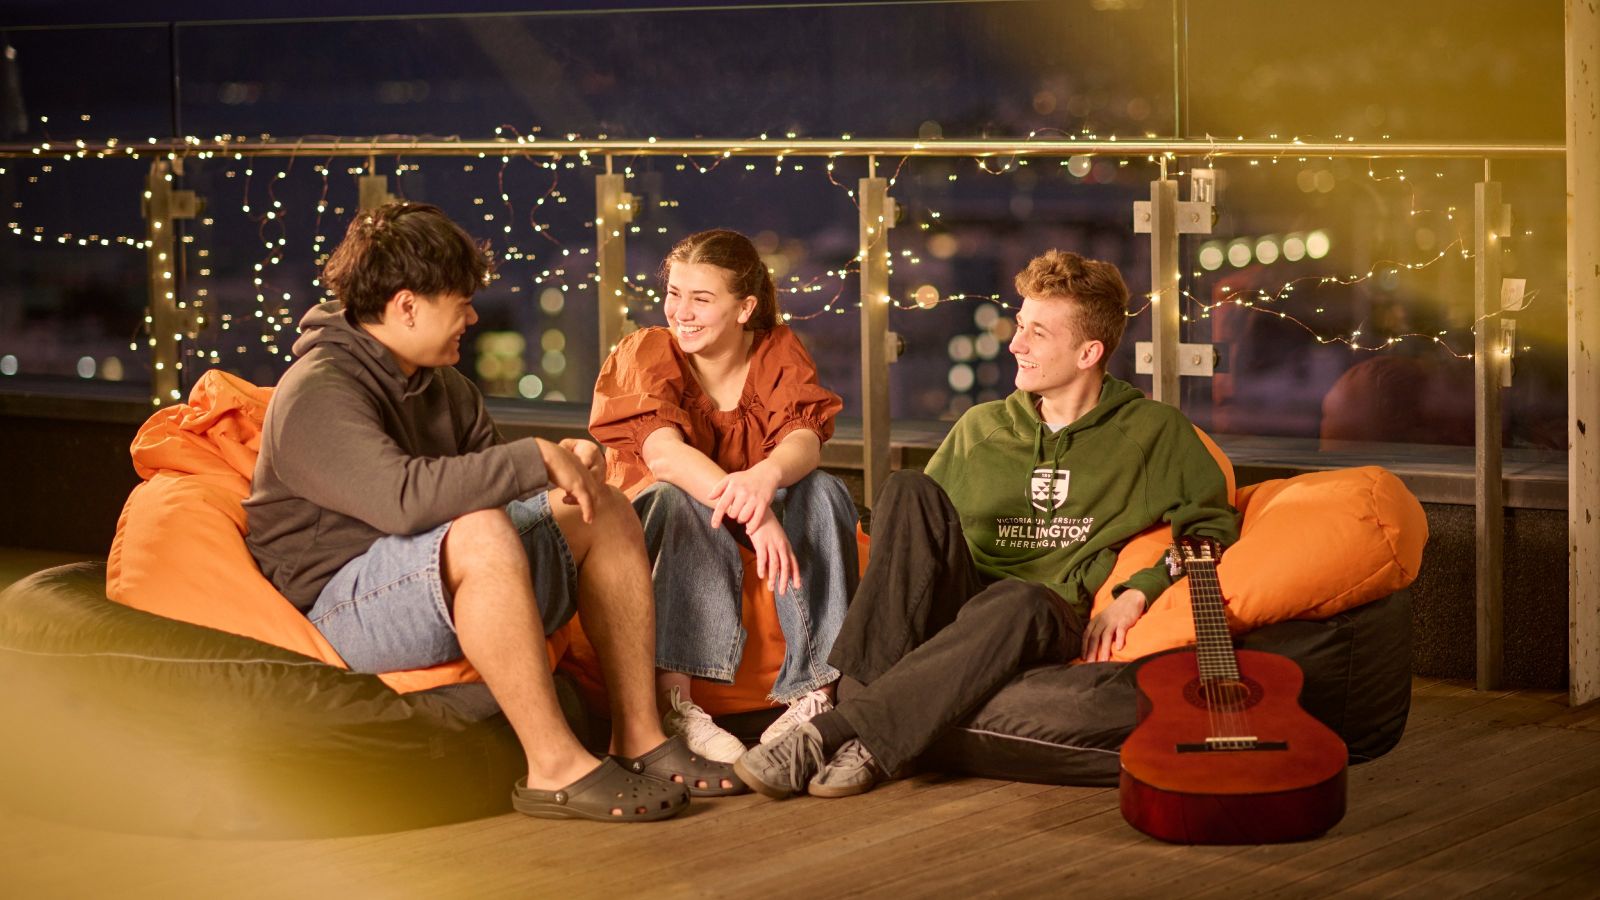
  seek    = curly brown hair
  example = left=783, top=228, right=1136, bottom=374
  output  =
left=1013, top=250, right=1130, bottom=360
left=322, top=202, right=494, bottom=324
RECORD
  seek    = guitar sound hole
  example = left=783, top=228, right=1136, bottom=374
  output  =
left=1182, top=676, right=1264, bottom=712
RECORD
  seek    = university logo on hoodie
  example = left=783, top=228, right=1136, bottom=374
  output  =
left=1030, top=467, right=1071, bottom=512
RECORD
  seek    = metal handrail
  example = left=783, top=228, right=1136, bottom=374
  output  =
left=0, top=137, right=1567, bottom=159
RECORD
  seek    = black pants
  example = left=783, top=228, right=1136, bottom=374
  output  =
left=826, top=471, right=1085, bottom=776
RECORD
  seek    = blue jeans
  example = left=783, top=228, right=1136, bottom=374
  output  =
left=634, top=470, right=858, bottom=703
left=308, top=491, right=579, bottom=673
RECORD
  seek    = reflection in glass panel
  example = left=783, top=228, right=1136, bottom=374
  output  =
left=1186, top=0, right=1564, bottom=142
left=177, top=2, right=1173, bottom=140
left=1177, top=156, right=1565, bottom=454
left=0, top=156, right=150, bottom=388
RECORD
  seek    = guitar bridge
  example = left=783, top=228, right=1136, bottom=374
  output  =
left=1175, top=739, right=1289, bottom=753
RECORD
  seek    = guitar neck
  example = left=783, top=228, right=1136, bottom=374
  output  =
left=1186, top=555, right=1239, bottom=683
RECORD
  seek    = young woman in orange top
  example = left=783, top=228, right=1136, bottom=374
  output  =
left=589, top=229, right=859, bottom=764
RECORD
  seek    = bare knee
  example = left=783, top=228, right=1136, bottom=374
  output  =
left=441, top=507, right=524, bottom=594
left=560, top=485, right=644, bottom=564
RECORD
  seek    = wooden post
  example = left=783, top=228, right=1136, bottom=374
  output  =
left=1567, top=0, right=1600, bottom=705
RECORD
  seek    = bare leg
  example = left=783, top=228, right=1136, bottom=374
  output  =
left=554, top=486, right=735, bottom=790
left=550, top=486, right=671, bottom=758
left=443, top=508, right=599, bottom=792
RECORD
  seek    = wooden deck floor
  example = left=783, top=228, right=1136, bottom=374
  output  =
left=2, top=678, right=1597, bottom=899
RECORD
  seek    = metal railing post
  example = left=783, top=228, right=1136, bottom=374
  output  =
left=1146, top=175, right=1181, bottom=406
left=1474, top=172, right=1507, bottom=691
left=859, top=160, right=893, bottom=506
left=141, top=159, right=199, bottom=408
left=595, top=159, right=634, bottom=363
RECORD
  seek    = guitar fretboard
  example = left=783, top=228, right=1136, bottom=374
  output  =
left=1182, top=547, right=1239, bottom=683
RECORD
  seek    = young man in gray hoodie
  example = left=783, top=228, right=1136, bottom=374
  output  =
left=246, top=202, right=740, bottom=822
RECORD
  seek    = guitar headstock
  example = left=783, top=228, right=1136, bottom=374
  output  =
left=1174, top=536, right=1223, bottom=567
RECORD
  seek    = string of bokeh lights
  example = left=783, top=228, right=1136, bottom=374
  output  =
left=0, top=120, right=1551, bottom=385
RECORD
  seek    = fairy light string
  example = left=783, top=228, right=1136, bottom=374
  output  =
left=0, top=123, right=1556, bottom=385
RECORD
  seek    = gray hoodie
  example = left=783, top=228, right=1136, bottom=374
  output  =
left=245, top=301, right=548, bottom=611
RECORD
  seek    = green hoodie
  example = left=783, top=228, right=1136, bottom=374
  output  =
left=924, top=375, right=1239, bottom=616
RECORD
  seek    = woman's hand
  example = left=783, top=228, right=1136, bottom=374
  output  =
left=1081, top=589, right=1147, bottom=662
left=709, top=462, right=782, bottom=530
left=748, top=515, right=801, bottom=595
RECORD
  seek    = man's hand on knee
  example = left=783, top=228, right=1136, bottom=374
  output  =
left=538, top=438, right=600, bottom=524
left=560, top=438, right=607, bottom=483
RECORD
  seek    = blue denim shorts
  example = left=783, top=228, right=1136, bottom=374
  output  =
left=308, top=491, right=579, bottom=673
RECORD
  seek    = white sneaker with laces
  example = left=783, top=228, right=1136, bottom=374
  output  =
left=662, top=685, right=747, bottom=764
left=759, top=688, right=835, bottom=745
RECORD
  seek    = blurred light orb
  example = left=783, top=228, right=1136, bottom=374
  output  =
left=101, top=357, right=125, bottom=381
left=543, top=350, right=567, bottom=375
left=975, top=333, right=1001, bottom=359
left=1198, top=242, right=1225, bottom=271
left=541, top=329, right=566, bottom=353
left=927, top=233, right=959, bottom=260
left=1307, top=230, right=1332, bottom=259
left=974, top=303, right=1000, bottom=329
left=1227, top=240, right=1253, bottom=268
left=518, top=374, right=545, bottom=399
left=1255, top=237, right=1281, bottom=266
left=1282, top=234, right=1308, bottom=261
left=947, top=335, right=975, bottom=362
left=539, top=288, right=565, bottom=314
left=948, top=364, right=975, bottom=392
left=914, top=284, right=940, bottom=309
left=1, top=355, right=17, bottom=376
left=76, top=356, right=96, bottom=379
left=1067, top=156, right=1092, bottom=178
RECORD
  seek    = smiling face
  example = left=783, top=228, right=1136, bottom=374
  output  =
left=664, top=261, right=756, bottom=357
left=1009, top=295, right=1102, bottom=395
left=393, top=290, right=477, bottom=372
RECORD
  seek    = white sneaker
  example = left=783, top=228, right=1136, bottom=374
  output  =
left=759, top=688, right=834, bottom=745
left=662, top=686, right=746, bottom=764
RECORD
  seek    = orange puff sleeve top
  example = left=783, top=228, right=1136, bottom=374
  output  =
left=589, top=325, right=844, bottom=498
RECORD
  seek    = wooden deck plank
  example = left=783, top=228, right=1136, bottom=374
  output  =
left=3, top=679, right=1598, bottom=899
left=971, top=729, right=1597, bottom=900
left=1322, top=778, right=1600, bottom=897
left=1503, top=835, right=1600, bottom=899
left=1177, top=724, right=1596, bottom=899
left=1389, top=803, right=1600, bottom=898
left=1244, top=740, right=1600, bottom=899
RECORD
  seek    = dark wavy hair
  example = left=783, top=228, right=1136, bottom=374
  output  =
left=321, top=202, right=494, bottom=324
left=659, top=229, right=780, bottom=331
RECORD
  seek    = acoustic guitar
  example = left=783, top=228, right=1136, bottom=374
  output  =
left=1119, top=537, right=1348, bottom=844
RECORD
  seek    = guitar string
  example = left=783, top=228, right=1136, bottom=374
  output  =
left=1187, top=544, right=1226, bottom=743
left=1200, top=559, right=1251, bottom=743
left=1187, top=544, right=1250, bottom=746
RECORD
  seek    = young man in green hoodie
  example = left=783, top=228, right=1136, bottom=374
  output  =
left=246, top=202, right=740, bottom=822
left=735, top=249, right=1240, bottom=799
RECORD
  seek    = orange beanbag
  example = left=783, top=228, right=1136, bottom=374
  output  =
left=106, top=369, right=566, bottom=694
left=1090, top=465, right=1426, bottom=662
